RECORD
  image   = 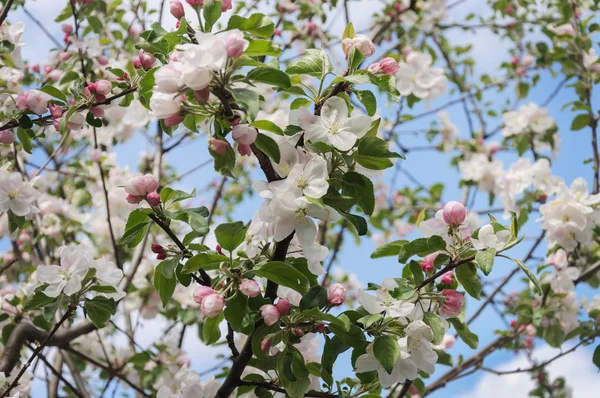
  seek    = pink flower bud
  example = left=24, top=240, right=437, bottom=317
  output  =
left=157, top=252, right=167, bottom=260
left=220, top=0, right=232, bottom=11
left=276, top=298, right=290, bottom=315
left=237, top=144, right=252, bottom=156
left=223, top=31, right=247, bottom=58
left=193, top=87, right=210, bottom=104
left=260, top=304, right=281, bottom=326
left=202, top=294, right=225, bottom=318
left=95, top=94, right=107, bottom=103
left=96, top=55, right=109, bottom=65
left=210, top=138, right=230, bottom=155
left=185, top=0, right=204, bottom=5
left=44, top=65, right=51, bottom=74
left=164, top=114, right=184, bottom=126
left=139, top=50, right=156, bottom=69
left=379, top=57, right=400, bottom=75
left=292, top=328, right=304, bottom=337
left=125, top=174, right=159, bottom=196
left=0, top=131, right=15, bottom=145
left=133, top=59, right=142, bottom=69
left=442, top=201, right=466, bottom=226
left=316, top=323, right=325, bottom=333
left=439, top=289, right=464, bottom=318
left=240, top=280, right=261, bottom=297
left=441, top=271, right=453, bottom=285
left=126, top=194, right=142, bottom=204
left=342, top=34, right=375, bottom=58
left=260, top=337, right=272, bottom=353
left=516, top=67, right=525, bottom=76
left=274, top=28, right=281, bottom=36
left=232, top=124, right=257, bottom=145
left=151, top=244, right=165, bottom=253
left=170, top=0, right=185, bottom=19
left=25, top=90, right=51, bottom=115
left=61, top=24, right=73, bottom=34
left=193, top=286, right=215, bottom=305
left=58, top=52, right=71, bottom=62
left=419, top=252, right=438, bottom=273
left=511, top=55, right=519, bottom=65
left=505, top=6, right=513, bottom=14
left=90, top=106, right=104, bottom=118
left=441, top=334, right=456, bottom=349
left=31, top=63, right=40, bottom=73
left=327, top=283, right=346, bottom=306
left=521, top=54, right=534, bottom=67
left=15, top=93, right=28, bottom=110
left=216, top=244, right=223, bottom=255
left=367, top=62, right=381, bottom=74
left=226, top=113, right=241, bottom=126
left=95, top=80, right=112, bottom=96
left=48, top=70, right=61, bottom=82
left=147, top=191, right=161, bottom=206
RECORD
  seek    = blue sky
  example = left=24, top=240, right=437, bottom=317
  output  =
left=6, top=0, right=600, bottom=396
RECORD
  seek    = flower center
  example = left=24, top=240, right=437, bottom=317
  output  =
left=329, top=121, right=340, bottom=135
left=8, top=191, right=17, bottom=199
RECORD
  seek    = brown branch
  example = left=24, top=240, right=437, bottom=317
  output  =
left=0, top=319, right=95, bottom=376
left=416, top=254, right=476, bottom=290
left=24, top=344, right=83, bottom=398
left=1, top=308, right=76, bottom=397
left=238, top=381, right=338, bottom=398
left=0, top=0, right=15, bottom=26
left=0, top=258, right=18, bottom=276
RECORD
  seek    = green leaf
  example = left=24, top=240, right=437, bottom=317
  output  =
left=228, top=13, right=274, bottom=38
left=448, top=318, right=479, bottom=349
left=88, top=15, right=103, bottom=34
left=203, top=312, right=224, bottom=344
left=182, top=252, right=226, bottom=273
left=455, top=263, right=482, bottom=300
left=18, top=116, right=33, bottom=129
left=244, top=39, right=282, bottom=57
left=299, top=285, right=328, bottom=310
left=84, top=297, right=116, bottom=328
left=341, top=171, right=375, bottom=216
left=512, top=258, right=542, bottom=295
left=356, top=90, right=376, bottom=116
left=254, top=132, right=281, bottom=163
left=251, top=120, right=283, bottom=135
left=202, top=0, right=222, bottom=31
left=342, top=22, right=355, bottom=40
left=543, top=325, right=565, bottom=348
left=154, top=262, right=177, bottom=307
left=340, top=211, right=367, bottom=236
left=373, top=335, right=400, bottom=373
left=255, top=261, right=310, bottom=294
left=231, top=87, right=259, bottom=120
left=398, top=236, right=446, bottom=264
left=38, top=85, right=67, bottom=103
left=475, top=248, right=496, bottom=276
left=290, top=97, right=312, bottom=110
left=248, top=67, right=291, bottom=89
left=277, top=349, right=310, bottom=398
left=286, top=49, right=333, bottom=80
left=160, top=187, right=196, bottom=206
left=214, top=221, right=247, bottom=252
left=86, top=111, right=103, bottom=128
left=354, top=136, right=404, bottom=170
left=321, top=336, right=349, bottom=386
left=423, top=313, right=445, bottom=345
left=224, top=294, right=257, bottom=334
left=17, top=128, right=32, bottom=154
left=593, top=345, right=600, bottom=369
left=118, top=209, right=151, bottom=248
left=188, top=212, right=209, bottom=236
left=370, top=240, right=407, bottom=259
left=571, top=114, right=590, bottom=130
left=24, top=290, right=55, bottom=311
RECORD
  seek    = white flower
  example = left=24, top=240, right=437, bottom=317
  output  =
left=583, top=48, right=599, bottom=71
left=357, top=278, right=415, bottom=318
left=458, top=153, right=503, bottom=193
left=471, top=224, right=510, bottom=251
left=548, top=23, right=576, bottom=37
left=93, top=257, right=126, bottom=300
left=502, top=103, right=555, bottom=137
left=280, top=156, right=329, bottom=198
left=36, top=244, right=94, bottom=297
left=405, top=320, right=438, bottom=375
left=176, top=33, right=227, bottom=92
left=150, top=92, right=182, bottom=119
left=156, top=365, right=220, bottom=398
left=355, top=338, right=417, bottom=388
left=154, top=63, right=185, bottom=94
left=395, top=52, right=447, bottom=100
left=298, top=97, right=371, bottom=151
left=0, top=170, right=41, bottom=217
left=437, top=111, right=459, bottom=150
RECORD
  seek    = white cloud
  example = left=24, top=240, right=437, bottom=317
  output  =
left=458, top=343, right=600, bottom=398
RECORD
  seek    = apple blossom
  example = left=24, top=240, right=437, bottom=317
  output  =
left=379, top=57, right=400, bottom=74
left=36, top=244, right=94, bottom=297
left=239, top=280, right=260, bottom=297
left=231, top=124, right=257, bottom=145
left=442, top=201, right=466, bottom=226
left=471, top=224, right=510, bottom=251
left=260, top=304, right=281, bottom=326
left=147, top=191, right=161, bottom=206
left=276, top=298, right=290, bottom=315
left=0, top=170, right=41, bottom=216
left=327, top=283, right=346, bottom=305
left=0, top=130, right=15, bottom=145
left=201, top=294, right=225, bottom=318
left=342, top=34, right=375, bottom=57
left=210, top=138, right=230, bottom=155
left=439, top=289, right=464, bottom=318
left=193, top=286, right=215, bottom=305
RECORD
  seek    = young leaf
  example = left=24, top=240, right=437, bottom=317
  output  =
left=373, top=335, right=400, bottom=373
left=370, top=240, right=407, bottom=259
left=455, top=263, right=482, bottom=300
left=254, top=132, right=281, bottom=163
left=84, top=297, right=116, bottom=328
left=475, top=248, right=496, bottom=276
left=214, top=221, right=247, bottom=252
left=254, top=261, right=310, bottom=294
left=154, top=262, right=177, bottom=307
